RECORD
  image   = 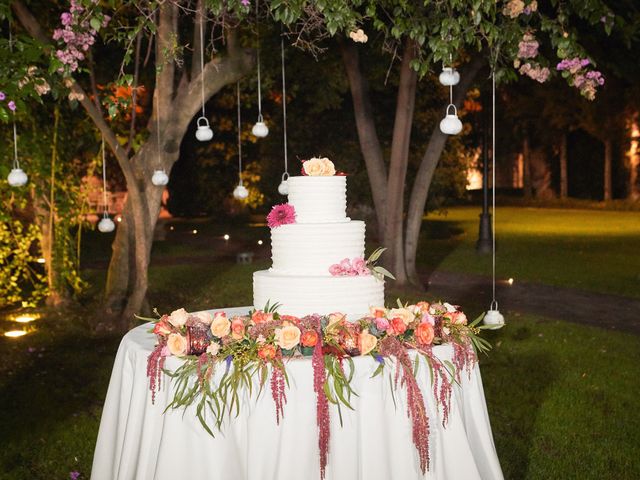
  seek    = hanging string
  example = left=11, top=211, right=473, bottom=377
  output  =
left=237, top=82, right=243, bottom=184
left=102, top=137, right=108, bottom=216
left=156, top=89, right=162, bottom=167
left=281, top=36, right=288, bottom=175
left=199, top=4, right=206, bottom=118
left=255, top=0, right=263, bottom=121
left=9, top=26, right=20, bottom=170
left=491, top=71, right=497, bottom=308
left=448, top=53, right=453, bottom=104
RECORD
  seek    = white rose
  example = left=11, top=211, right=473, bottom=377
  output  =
left=193, top=311, right=213, bottom=325
left=443, top=302, right=457, bottom=313
left=319, top=158, right=336, bottom=176
left=168, top=308, right=189, bottom=328
left=388, top=307, right=415, bottom=326
left=303, top=157, right=336, bottom=176
left=167, top=333, right=188, bottom=357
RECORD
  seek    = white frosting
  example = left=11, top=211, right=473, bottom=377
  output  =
left=271, top=220, right=365, bottom=275
left=253, top=270, right=384, bottom=318
left=287, top=176, right=348, bottom=223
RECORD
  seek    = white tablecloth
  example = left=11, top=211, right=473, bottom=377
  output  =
left=91, top=307, right=503, bottom=480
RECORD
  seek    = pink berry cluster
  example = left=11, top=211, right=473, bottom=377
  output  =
left=52, top=0, right=110, bottom=73
left=328, top=257, right=370, bottom=276
left=513, top=33, right=550, bottom=84
left=557, top=58, right=605, bottom=100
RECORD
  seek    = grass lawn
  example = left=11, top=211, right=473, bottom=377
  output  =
left=417, top=206, right=640, bottom=299
left=1, top=206, right=639, bottom=479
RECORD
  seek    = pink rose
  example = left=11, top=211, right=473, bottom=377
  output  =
left=374, top=317, right=390, bottom=331
left=153, top=318, right=172, bottom=336
left=231, top=316, right=245, bottom=340
left=421, top=313, right=436, bottom=326
left=329, top=264, right=343, bottom=276
left=352, top=257, right=366, bottom=271
left=339, top=258, right=352, bottom=271
left=388, top=317, right=407, bottom=336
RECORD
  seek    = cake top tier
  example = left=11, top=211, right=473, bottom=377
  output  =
left=287, top=176, right=348, bottom=223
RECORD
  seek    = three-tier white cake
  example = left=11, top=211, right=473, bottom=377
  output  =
left=253, top=175, right=385, bottom=318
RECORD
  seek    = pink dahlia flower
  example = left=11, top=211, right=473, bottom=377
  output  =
left=267, top=203, right=296, bottom=228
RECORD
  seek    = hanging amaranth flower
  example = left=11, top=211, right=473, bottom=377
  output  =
left=267, top=203, right=296, bottom=228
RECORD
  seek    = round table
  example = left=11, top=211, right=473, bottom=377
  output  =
left=90, top=307, right=503, bottom=480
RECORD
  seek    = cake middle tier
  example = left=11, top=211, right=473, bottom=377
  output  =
left=253, top=270, right=384, bottom=318
left=271, top=220, right=365, bottom=275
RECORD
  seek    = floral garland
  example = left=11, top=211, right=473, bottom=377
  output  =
left=144, top=301, right=491, bottom=478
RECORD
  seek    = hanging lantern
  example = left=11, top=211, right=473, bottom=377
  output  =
left=98, top=213, right=115, bottom=233
left=483, top=301, right=505, bottom=329
left=7, top=168, right=28, bottom=187
left=439, top=104, right=463, bottom=135
left=278, top=172, right=289, bottom=195
left=195, top=117, right=214, bottom=142
left=151, top=169, right=169, bottom=186
left=233, top=183, right=249, bottom=199
left=252, top=116, right=269, bottom=138
left=439, top=67, right=460, bottom=86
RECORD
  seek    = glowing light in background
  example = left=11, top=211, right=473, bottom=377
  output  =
left=36, top=258, right=46, bottom=264
left=223, top=234, right=230, bottom=241
left=4, top=330, right=28, bottom=338
left=508, top=278, right=514, bottom=285
left=192, top=229, right=198, bottom=234
left=257, top=240, right=263, bottom=245
left=15, top=314, right=38, bottom=323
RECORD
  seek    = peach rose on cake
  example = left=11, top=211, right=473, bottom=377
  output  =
left=388, top=307, right=415, bottom=326
left=210, top=312, right=231, bottom=338
left=303, top=157, right=336, bottom=176
left=168, top=308, right=189, bottom=328
left=359, top=329, right=378, bottom=355
left=415, top=323, right=435, bottom=346
left=167, top=333, right=188, bottom=357
left=230, top=316, right=246, bottom=340
left=276, top=325, right=302, bottom=350
left=251, top=310, right=273, bottom=324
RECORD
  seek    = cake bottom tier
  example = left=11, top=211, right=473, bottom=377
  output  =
left=253, top=270, right=384, bottom=319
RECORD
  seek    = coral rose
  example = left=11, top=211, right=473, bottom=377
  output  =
left=388, top=307, right=415, bottom=326
left=153, top=318, right=172, bottom=336
left=276, top=325, right=302, bottom=350
left=230, top=316, right=246, bottom=340
left=168, top=308, right=189, bottom=328
left=388, top=317, right=407, bottom=336
left=258, top=344, right=277, bottom=361
left=415, top=323, right=435, bottom=346
left=210, top=313, right=231, bottom=338
left=301, top=330, right=319, bottom=347
left=167, top=333, right=188, bottom=357
left=359, top=329, right=378, bottom=355
left=369, top=306, right=387, bottom=318
left=251, top=310, right=273, bottom=324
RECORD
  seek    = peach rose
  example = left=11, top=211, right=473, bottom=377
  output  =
left=359, top=329, right=378, bottom=355
left=388, top=307, right=415, bottom=326
left=231, top=316, right=246, bottom=340
left=369, top=306, right=387, bottom=318
left=303, top=157, right=336, bottom=176
left=252, top=310, right=273, bottom=324
left=388, top=317, right=407, bottom=336
left=276, top=325, right=301, bottom=350
left=258, top=344, right=277, bottom=360
left=448, top=311, right=468, bottom=325
left=414, top=302, right=431, bottom=314
left=167, top=333, right=187, bottom=357
left=301, top=330, right=319, bottom=347
left=168, top=308, right=189, bottom=328
left=415, top=323, right=435, bottom=346
left=192, top=311, right=213, bottom=325
left=328, top=312, right=347, bottom=327
left=210, top=312, right=231, bottom=338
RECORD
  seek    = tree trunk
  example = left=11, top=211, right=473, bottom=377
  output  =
left=383, top=39, right=418, bottom=285
left=340, top=41, right=388, bottom=239
left=560, top=133, right=568, bottom=199
left=604, top=138, right=612, bottom=201
left=404, top=56, right=485, bottom=286
left=523, top=133, right=532, bottom=199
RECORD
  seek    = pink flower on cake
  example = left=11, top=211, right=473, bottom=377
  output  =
left=352, top=257, right=370, bottom=275
left=167, top=333, right=188, bottom=356
left=374, top=317, right=390, bottom=331
left=267, top=203, right=296, bottom=228
left=329, top=257, right=370, bottom=276
left=329, top=264, right=343, bottom=276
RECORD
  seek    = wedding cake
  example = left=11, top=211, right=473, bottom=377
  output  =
left=253, top=158, right=385, bottom=318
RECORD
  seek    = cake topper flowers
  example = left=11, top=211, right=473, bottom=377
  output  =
left=267, top=203, right=296, bottom=228
left=301, top=157, right=336, bottom=176
left=329, top=247, right=395, bottom=281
